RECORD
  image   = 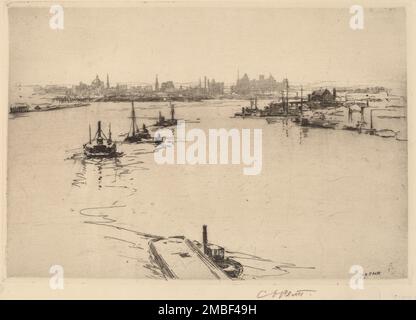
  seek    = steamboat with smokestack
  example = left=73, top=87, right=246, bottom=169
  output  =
left=83, top=121, right=118, bottom=158
left=155, top=101, right=178, bottom=127
left=148, top=225, right=243, bottom=279
left=234, top=97, right=260, bottom=117
left=199, top=225, right=243, bottom=279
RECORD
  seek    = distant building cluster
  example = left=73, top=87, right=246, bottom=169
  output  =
left=152, top=75, right=224, bottom=96
left=55, top=74, right=226, bottom=99
left=231, top=73, right=288, bottom=95
left=160, top=80, right=175, bottom=93
left=308, top=88, right=336, bottom=103
left=205, top=77, right=225, bottom=96
left=73, top=74, right=112, bottom=96
left=33, top=85, right=70, bottom=95
left=31, top=73, right=299, bottom=100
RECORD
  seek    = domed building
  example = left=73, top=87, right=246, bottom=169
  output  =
left=91, top=75, right=104, bottom=89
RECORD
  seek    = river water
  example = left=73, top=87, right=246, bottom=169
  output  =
left=7, top=99, right=407, bottom=279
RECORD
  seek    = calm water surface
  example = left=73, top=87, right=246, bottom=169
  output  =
left=7, top=100, right=407, bottom=279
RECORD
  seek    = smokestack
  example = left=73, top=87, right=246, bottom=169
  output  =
left=202, top=225, right=208, bottom=255
left=97, top=121, right=102, bottom=138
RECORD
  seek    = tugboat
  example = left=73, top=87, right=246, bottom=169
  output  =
left=234, top=97, right=260, bottom=117
left=148, top=225, right=243, bottom=280
left=155, top=101, right=178, bottom=127
left=124, top=101, right=152, bottom=143
left=260, top=101, right=286, bottom=117
left=83, top=121, right=117, bottom=158
left=199, top=225, right=243, bottom=279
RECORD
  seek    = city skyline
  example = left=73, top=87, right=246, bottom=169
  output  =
left=9, top=6, right=406, bottom=89
left=5, top=2, right=409, bottom=288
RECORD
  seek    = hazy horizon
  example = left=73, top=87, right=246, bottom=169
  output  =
left=9, top=6, right=406, bottom=89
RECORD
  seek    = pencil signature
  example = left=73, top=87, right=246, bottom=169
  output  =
left=257, top=289, right=317, bottom=299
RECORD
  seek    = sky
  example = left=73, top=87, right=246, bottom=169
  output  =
left=8, top=5, right=407, bottom=87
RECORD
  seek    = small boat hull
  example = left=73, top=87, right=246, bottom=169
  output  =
left=84, top=151, right=118, bottom=158
left=342, top=125, right=359, bottom=131
left=376, top=129, right=397, bottom=138
left=214, top=258, right=244, bottom=279
left=155, top=119, right=178, bottom=127
left=124, top=132, right=155, bottom=144
left=124, top=135, right=142, bottom=143
left=83, top=143, right=118, bottom=158
left=301, top=117, right=338, bottom=129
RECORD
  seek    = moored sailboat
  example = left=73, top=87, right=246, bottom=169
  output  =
left=124, top=101, right=152, bottom=143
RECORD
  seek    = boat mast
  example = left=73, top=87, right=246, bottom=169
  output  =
left=131, top=101, right=137, bottom=134
left=363, top=97, right=369, bottom=123
left=286, top=79, right=289, bottom=115
left=370, top=109, right=373, bottom=130
left=89, top=124, right=92, bottom=144
left=109, top=123, right=112, bottom=140
left=300, top=86, right=303, bottom=116
left=170, top=101, right=175, bottom=120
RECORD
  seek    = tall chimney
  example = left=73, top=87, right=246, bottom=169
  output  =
left=97, top=121, right=102, bottom=138
left=202, top=225, right=208, bottom=255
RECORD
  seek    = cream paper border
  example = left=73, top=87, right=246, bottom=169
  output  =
left=0, top=0, right=414, bottom=300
